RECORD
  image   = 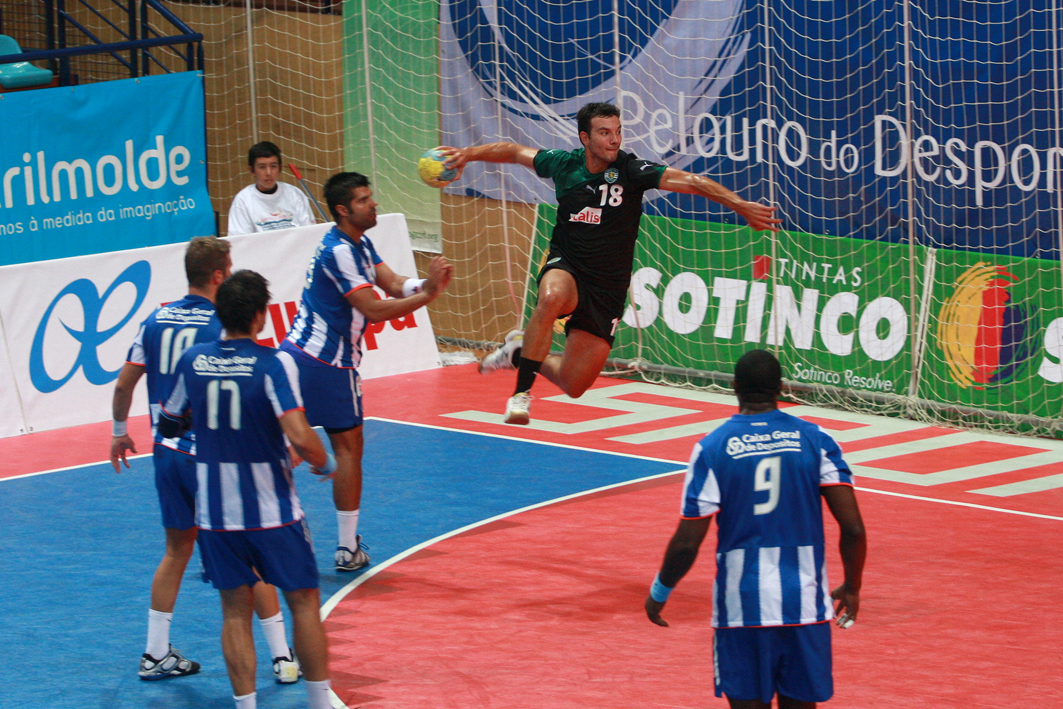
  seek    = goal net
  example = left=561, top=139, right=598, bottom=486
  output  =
left=161, top=0, right=1063, bottom=436
left=432, top=1, right=1063, bottom=436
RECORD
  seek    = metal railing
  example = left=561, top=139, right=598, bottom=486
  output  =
left=0, top=0, right=202, bottom=85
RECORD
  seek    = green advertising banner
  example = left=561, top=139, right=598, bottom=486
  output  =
left=529, top=205, right=920, bottom=395
left=919, top=250, right=1063, bottom=421
left=528, top=204, right=1063, bottom=425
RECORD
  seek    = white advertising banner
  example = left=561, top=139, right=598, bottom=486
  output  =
left=0, top=214, right=440, bottom=436
left=0, top=241, right=187, bottom=432
left=0, top=314, right=27, bottom=437
left=231, top=214, right=443, bottom=380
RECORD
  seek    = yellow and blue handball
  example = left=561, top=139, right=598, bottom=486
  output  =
left=418, top=148, right=458, bottom=188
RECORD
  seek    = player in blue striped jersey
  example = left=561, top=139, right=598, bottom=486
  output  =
left=646, top=349, right=866, bottom=709
left=280, top=171, right=454, bottom=572
left=110, top=237, right=300, bottom=683
left=159, top=270, right=335, bottom=709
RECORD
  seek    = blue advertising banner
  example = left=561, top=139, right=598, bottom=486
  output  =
left=441, top=1, right=1062, bottom=260
left=0, top=71, right=214, bottom=266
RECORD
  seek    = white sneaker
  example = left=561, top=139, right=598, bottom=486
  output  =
left=504, top=392, right=532, bottom=425
left=272, top=648, right=301, bottom=684
left=478, top=330, right=523, bottom=374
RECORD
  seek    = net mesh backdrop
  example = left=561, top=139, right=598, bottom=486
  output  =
left=32, top=0, right=1063, bottom=437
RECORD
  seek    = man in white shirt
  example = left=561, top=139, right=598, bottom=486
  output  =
left=227, top=141, right=316, bottom=235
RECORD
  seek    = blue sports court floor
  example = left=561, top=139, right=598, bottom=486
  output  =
left=0, top=419, right=680, bottom=708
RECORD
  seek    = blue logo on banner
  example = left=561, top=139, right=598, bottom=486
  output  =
left=451, top=0, right=679, bottom=105
left=29, top=260, right=151, bottom=393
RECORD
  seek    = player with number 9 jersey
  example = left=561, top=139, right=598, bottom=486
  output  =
left=683, top=409, right=854, bottom=628
left=646, top=350, right=865, bottom=707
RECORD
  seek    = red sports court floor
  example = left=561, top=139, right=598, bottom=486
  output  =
left=4, top=364, right=1061, bottom=707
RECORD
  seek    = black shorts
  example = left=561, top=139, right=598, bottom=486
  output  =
left=538, top=253, right=627, bottom=345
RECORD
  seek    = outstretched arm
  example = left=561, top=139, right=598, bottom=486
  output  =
left=644, top=515, right=713, bottom=627
left=821, top=484, right=867, bottom=626
left=658, top=167, right=782, bottom=233
left=438, top=142, right=539, bottom=180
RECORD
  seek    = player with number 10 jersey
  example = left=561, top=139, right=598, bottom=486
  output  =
left=127, top=295, right=222, bottom=456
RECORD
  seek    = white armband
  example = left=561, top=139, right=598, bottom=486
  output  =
left=402, top=278, right=426, bottom=297
left=112, top=419, right=128, bottom=437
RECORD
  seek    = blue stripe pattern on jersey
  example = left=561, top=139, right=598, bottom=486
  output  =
left=163, top=339, right=306, bottom=532
left=125, top=294, right=221, bottom=453
left=685, top=409, right=854, bottom=628
left=285, top=226, right=381, bottom=369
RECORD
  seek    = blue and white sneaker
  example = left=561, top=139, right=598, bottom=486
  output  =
left=138, top=645, right=200, bottom=680
left=335, top=535, right=370, bottom=572
left=478, top=330, right=523, bottom=373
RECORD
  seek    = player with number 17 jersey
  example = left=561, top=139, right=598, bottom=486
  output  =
left=162, top=338, right=306, bottom=531
left=126, top=295, right=222, bottom=455
left=682, top=408, right=855, bottom=628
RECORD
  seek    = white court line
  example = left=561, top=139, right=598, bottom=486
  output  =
left=0, top=453, right=152, bottom=482
left=853, top=487, right=1063, bottom=521
left=368, top=416, right=686, bottom=466
left=321, top=467, right=686, bottom=709
left=0, top=411, right=684, bottom=485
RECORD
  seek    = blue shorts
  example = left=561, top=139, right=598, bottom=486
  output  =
left=197, top=519, right=319, bottom=592
left=714, top=623, right=833, bottom=704
left=280, top=340, right=363, bottom=432
left=153, top=445, right=197, bottom=531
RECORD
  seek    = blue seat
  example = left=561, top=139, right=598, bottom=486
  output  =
left=0, top=34, right=53, bottom=90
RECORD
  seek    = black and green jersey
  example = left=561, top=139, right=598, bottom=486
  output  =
left=534, top=147, right=666, bottom=291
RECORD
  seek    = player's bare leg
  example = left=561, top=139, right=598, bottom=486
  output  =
left=499, top=269, right=579, bottom=424
left=251, top=579, right=300, bottom=683
left=219, top=585, right=257, bottom=697
left=726, top=699, right=770, bottom=709
left=538, top=328, right=611, bottom=398
left=284, top=587, right=332, bottom=708
left=150, top=527, right=197, bottom=613
left=330, top=425, right=363, bottom=513
left=252, top=581, right=281, bottom=618
left=283, top=588, right=329, bottom=681
left=727, top=697, right=814, bottom=709
left=140, top=526, right=201, bottom=679
left=330, top=426, right=370, bottom=570
left=520, top=269, right=579, bottom=362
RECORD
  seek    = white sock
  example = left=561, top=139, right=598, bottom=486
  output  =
left=306, top=679, right=332, bottom=709
left=233, top=692, right=256, bottom=709
left=258, top=612, right=290, bottom=660
left=337, top=509, right=360, bottom=549
left=145, top=609, right=172, bottom=660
